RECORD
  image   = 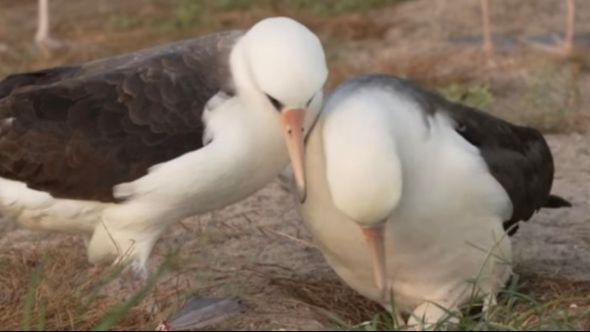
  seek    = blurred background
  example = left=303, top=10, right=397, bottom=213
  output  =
left=1, top=0, right=589, bottom=131
left=0, top=0, right=589, bottom=330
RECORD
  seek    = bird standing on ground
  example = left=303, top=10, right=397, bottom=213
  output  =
left=480, top=0, right=494, bottom=58
left=0, top=17, right=327, bottom=275
left=295, top=74, right=570, bottom=328
left=480, top=0, right=577, bottom=57
left=35, top=0, right=64, bottom=56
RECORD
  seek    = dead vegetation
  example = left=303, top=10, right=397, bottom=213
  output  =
left=0, top=236, right=192, bottom=330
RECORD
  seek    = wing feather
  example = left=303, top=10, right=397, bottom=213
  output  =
left=347, top=75, right=557, bottom=232
left=0, top=31, right=242, bottom=202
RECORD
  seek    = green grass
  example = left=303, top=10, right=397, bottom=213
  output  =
left=331, top=275, right=589, bottom=331
left=171, top=0, right=401, bottom=29
left=1, top=240, right=183, bottom=331
left=110, top=14, right=143, bottom=31
left=286, top=0, right=402, bottom=16
left=20, top=260, right=43, bottom=331
left=523, top=61, right=582, bottom=132
left=17, top=261, right=162, bottom=331
left=318, top=232, right=589, bottom=331
left=439, top=83, right=494, bottom=111
left=8, top=241, right=590, bottom=331
left=90, top=266, right=165, bottom=331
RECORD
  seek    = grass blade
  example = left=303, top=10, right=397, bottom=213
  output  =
left=20, top=262, right=43, bottom=331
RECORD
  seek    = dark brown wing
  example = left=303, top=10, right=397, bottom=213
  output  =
left=444, top=103, right=554, bottom=234
left=0, top=30, right=242, bottom=202
left=387, top=75, right=555, bottom=232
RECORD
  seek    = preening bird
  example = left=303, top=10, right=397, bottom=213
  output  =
left=296, top=74, right=570, bottom=328
left=0, top=17, right=327, bottom=274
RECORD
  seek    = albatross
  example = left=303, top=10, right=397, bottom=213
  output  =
left=0, top=17, right=327, bottom=274
left=295, top=74, right=570, bottom=328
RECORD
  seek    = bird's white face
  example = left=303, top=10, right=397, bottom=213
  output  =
left=240, top=17, right=328, bottom=200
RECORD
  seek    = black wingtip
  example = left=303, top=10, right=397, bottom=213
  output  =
left=544, top=194, right=572, bottom=208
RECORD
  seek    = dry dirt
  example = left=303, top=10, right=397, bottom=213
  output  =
left=0, top=131, right=588, bottom=330
left=0, top=0, right=589, bottom=330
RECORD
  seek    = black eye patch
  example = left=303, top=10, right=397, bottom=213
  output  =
left=265, top=93, right=283, bottom=111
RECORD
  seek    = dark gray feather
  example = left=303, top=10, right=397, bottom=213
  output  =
left=0, top=30, right=242, bottom=202
left=156, top=297, right=243, bottom=331
left=331, top=74, right=564, bottom=234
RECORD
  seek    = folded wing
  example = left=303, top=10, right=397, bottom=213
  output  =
left=0, top=31, right=242, bottom=202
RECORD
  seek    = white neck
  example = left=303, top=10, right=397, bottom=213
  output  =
left=229, top=37, right=267, bottom=112
left=200, top=96, right=288, bottom=210
left=122, top=94, right=288, bottom=223
left=153, top=35, right=321, bottom=215
left=140, top=38, right=301, bottom=220
left=322, top=94, right=403, bottom=227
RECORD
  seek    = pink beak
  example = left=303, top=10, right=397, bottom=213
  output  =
left=361, top=224, right=388, bottom=298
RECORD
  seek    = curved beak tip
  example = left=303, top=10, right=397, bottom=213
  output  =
left=280, top=108, right=307, bottom=204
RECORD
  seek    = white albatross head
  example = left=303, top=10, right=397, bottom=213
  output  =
left=230, top=17, right=328, bottom=201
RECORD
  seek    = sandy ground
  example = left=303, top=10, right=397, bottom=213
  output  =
left=0, top=132, right=588, bottom=330
left=514, top=133, right=590, bottom=281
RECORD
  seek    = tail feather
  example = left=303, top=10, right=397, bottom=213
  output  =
left=544, top=194, right=572, bottom=208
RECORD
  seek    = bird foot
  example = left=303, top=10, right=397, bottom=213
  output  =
left=35, top=37, right=68, bottom=57
left=525, top=38, right=574, bottom=57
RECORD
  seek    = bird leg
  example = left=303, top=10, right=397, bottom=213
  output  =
left=35, top=0, right=65, bottom=57
left=480, top=0, right=494, bottom=59
left=562, top=0, right=575, bottom=55
left=526, top=0, right=576, bottom=57
left=35, top=0, right=50, bottom=43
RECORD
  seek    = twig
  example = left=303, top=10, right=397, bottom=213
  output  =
left=257, top=226, right=316, bottom=249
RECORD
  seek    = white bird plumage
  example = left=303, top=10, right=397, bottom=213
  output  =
left=0, top=17, right=327, bottom=274
left=297, top=75, right=560, bottom=328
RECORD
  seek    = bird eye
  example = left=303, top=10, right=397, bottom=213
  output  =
left=265, top=93, right=283, bottom=111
